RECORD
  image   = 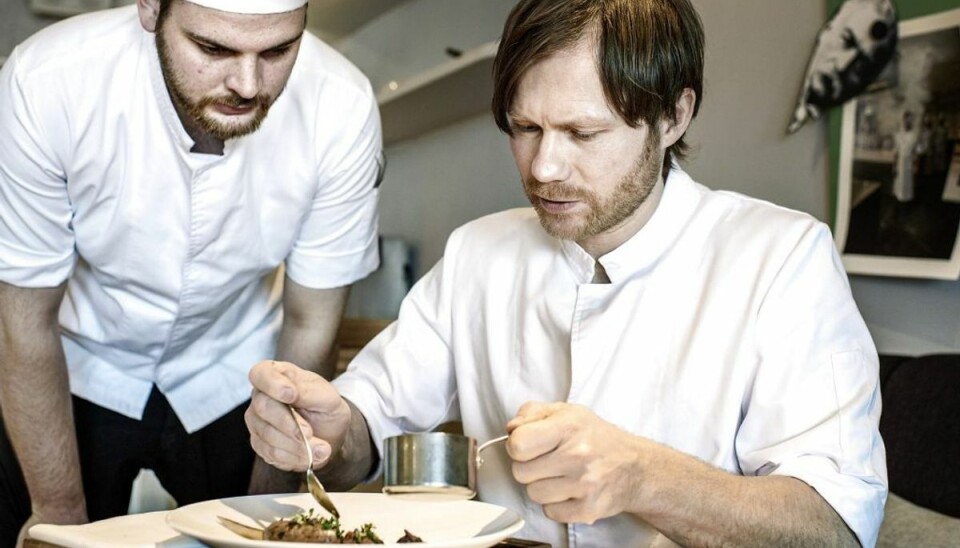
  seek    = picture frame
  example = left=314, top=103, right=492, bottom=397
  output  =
left=833, top=7, right=960, bottom=280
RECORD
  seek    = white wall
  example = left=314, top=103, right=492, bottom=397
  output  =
left=336, top=0, right=960, bottom=355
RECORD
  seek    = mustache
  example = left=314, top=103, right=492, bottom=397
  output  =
left=197, top=94, right=270, bottom=110
left=523, top=179, right=589, bottom=202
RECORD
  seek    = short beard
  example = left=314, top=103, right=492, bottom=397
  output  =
left=156, top=29, right=272, bottom=141
left=523, top=130, right=662, bottom=242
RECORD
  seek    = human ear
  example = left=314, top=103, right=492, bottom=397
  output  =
left=660, top=88, right=697, bottom=148
left=138, top=0, right=163, bottom=33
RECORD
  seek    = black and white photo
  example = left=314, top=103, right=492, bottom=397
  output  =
left=835, top=7, right=960, bottom=280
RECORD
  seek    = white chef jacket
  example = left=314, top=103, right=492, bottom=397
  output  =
left=335, top=168, right=887, bottom=548
left=0, top=7, right=382, bottom=432
left=893, top=127, right=919, bottom=202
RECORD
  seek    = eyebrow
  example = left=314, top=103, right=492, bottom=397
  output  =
left=507, top=112, right=613, bottom=129
left=185, top=31, right=303, bottom=54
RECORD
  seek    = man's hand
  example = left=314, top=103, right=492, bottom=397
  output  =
left=505, top=401, right=647, bottom=525
left=505, top=401, right=860, bottom=547
left=245, top=360, right=353, bottom=472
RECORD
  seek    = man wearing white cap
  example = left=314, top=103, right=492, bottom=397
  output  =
left=0, top=0, right=383, bottom=543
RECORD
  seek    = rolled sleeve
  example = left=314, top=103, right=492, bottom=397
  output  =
left=0, top=49, right=75, bottom=287
left=771, top=455, right=887, bottom=547
left=737, top=223, right=887, bottom=547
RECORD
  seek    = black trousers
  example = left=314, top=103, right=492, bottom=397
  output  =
left=0, top=387, right=254, bottom=547
left=0, top=410, right=30, bottom=548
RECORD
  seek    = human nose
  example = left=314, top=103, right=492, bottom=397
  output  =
left=530, top=132, right=568, bottom=183
left=225, top=55, right=262, bottom=99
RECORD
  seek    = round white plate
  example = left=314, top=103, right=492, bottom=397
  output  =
left=166, top=492, right=524, bottom=548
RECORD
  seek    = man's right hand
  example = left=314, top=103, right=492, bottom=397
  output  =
left=245, top=360, right=353, bottom=473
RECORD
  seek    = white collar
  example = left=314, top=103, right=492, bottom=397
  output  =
left=559, top=167, right=702, bottom=284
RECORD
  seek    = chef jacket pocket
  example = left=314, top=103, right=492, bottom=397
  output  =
left=830, top=349, right=875, bottom=471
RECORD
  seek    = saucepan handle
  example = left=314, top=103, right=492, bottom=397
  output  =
left=475, top=435, right=509, bottom=466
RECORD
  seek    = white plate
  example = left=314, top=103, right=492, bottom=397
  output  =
left=166, top=492, right=524, bottom=548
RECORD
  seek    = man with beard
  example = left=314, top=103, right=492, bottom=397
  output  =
left=246, top=1, right=886, bottom=547
left=0, top=0, right=382, bottom=544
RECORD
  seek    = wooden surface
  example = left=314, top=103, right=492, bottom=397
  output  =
left=335, top=317, right=393, bottom=374
left=24, top=539, right=57, bottom=548
left=337, top=317, right=393, bottom=349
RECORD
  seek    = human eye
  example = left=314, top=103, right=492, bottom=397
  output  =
left=510, top=121, right=540, bottom=135
left=262, top=45, right=293, bottom=60
left=570, top=129, right=599, bottom=142
left=196, top=42, right=229, bottom=57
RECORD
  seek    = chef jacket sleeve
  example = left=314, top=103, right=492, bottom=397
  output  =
left=736, top=222, right=887, bottom=548
left=333, top=226, right=463, bottom=462
left=284, top=82, right=382, bottom=289
left=0, top=49, right=75, bottom=288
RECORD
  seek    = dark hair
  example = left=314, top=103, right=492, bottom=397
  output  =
left=492, top=0, right=705, bottom=175
left=156, top=0, right=176, bottom=28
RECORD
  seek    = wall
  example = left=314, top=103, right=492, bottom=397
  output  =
left=337, top=0, right=960, bottom=355
left=0, top=0, right=61, bottom=58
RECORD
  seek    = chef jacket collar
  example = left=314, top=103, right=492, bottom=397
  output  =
left=147, top=34, right=198, bottom=153
left=560, top=166, right=701, bottom=284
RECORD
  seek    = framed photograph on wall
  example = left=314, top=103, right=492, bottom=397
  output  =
left=833, top=7, right=960, bottom=280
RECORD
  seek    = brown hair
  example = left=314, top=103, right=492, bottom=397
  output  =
left=492, top=0, right=704, bottom=176
left=156, top=0, right=176, bottom=28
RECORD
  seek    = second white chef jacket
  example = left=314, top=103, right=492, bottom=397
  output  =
left=0, top=7, right=382, bottom=432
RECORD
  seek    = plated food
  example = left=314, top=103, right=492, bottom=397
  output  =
left=265, top=509, right=423, bottom=544
left=165, top=492, right=525, bottom=548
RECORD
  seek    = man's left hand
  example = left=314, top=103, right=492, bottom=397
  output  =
left=505, top=402, right=650, bottom=525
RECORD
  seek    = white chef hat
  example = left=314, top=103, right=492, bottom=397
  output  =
left=185, top=0, right=308, bottom=14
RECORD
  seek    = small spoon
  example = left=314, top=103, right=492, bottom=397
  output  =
left=288, top=405, right=341, bottom=518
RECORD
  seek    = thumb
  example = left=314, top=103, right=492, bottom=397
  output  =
left=248, top=360, right=319, bottom=405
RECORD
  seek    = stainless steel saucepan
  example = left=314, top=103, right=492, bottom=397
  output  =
left=382, top=432, right=508, bottom=499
